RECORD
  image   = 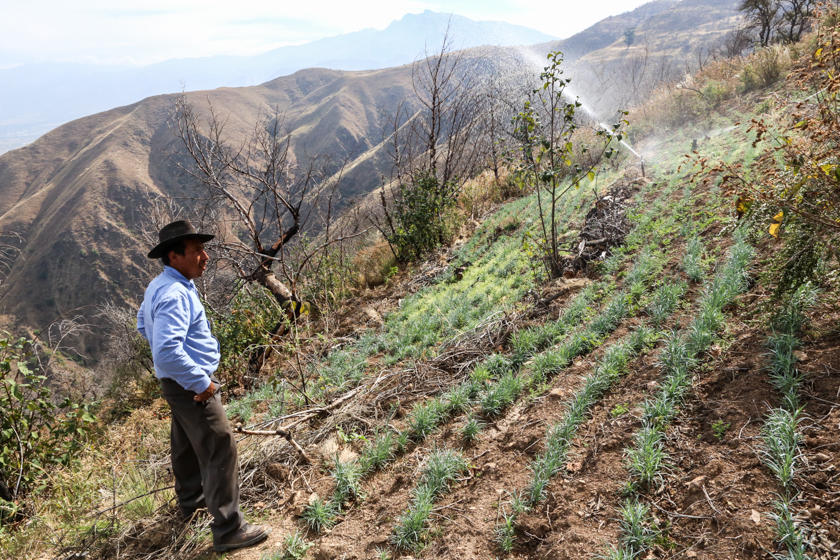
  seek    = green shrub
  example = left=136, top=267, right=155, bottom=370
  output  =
left=208, top=287, right=284, bottom=385
left=384, top=171, right=460, bottom=262
left=0, top=333, right=97, bottom=517
left=740, top=46, right=787, bottom=93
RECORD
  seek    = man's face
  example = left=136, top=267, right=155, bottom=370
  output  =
left=168, top=239, right=209, bottom=280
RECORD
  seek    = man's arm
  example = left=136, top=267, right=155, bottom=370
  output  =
left=151, top=293, right=212, bottom=394
left=137, top=303, right=148, bottom=341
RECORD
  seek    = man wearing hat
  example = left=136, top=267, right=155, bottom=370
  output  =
left=137, top=220, right=267, bottom=553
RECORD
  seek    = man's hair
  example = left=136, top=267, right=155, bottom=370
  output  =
left=161, top=240, right=187, bottom=266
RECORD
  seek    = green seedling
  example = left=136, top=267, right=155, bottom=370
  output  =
left=494, top=512, right=517, bottom=553
left=460, top=416, right=483, bottom=443
left=611, top=403, right=630, bottom=417
left=711, top=419, right=730, bottom=440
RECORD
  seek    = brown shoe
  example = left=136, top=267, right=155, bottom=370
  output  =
left=213, top=523, right=268, bottom=552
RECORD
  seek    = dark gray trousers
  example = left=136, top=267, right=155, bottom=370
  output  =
left=160, top=378, right=243, bottom=541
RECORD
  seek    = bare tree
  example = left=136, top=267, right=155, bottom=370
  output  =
left=473, top=66, right=530, bottom=188
left=741, top=0, right=781, bottom=46
left=175, top=97, right=323, bottom=307
left=776, top=0, right=816, bottom=43
left=403, top=31, right=481, bottom=186
left=720, top=26, right=755, bottom=57
left=370, top=29, right=482, bottom=261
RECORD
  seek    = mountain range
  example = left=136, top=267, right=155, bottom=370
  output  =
left=0, top=0, right=742, bottom=361
left=0, top=11, right=555, bottom=155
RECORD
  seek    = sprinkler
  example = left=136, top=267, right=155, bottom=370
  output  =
left=597, top=122, right=646, bottom=178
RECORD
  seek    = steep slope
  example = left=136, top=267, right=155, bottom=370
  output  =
left=0, top=66, right=418, bottom=358
left=561, top=0, right=742, bottom=113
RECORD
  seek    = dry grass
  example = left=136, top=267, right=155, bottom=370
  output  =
left=350, top=239, right=398, bottom=289
left=629, top=44, right=797, bottom=136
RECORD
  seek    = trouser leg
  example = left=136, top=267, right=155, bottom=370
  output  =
left=161, top=379, right=243, bottom=540
left=170, top=413, right=204, bottom=515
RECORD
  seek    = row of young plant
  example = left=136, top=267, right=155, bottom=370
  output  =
left=298, top=180, right=677, bottom=542
left=604, top=230, right=754, bottom=559
left=480, top=247, right=665, bottom=420
left=495, top=325, right=660, bottom=552
left=227, top=190, right=587, bottom=423
left=385, top=247, right=669, bottom=553
left=489, top=183, right=708, bottom=552
left=390, top=448, right=469, bottom=551
left=223, top=197, right=545, bottom=423
left=301, top=171, right=699, bottom=539
left=761, top=284, right=817, bottom=560
left=493, top=270, right=687, bottom=553
left=301, top=244, right=663, bottom=534
left=301, top=279, right=609, bottom=533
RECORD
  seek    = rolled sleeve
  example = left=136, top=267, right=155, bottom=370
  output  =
left=152, top=294, right=212, bottom=394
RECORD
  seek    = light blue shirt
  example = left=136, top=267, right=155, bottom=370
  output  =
left=137, top=266, right=220, bottom=394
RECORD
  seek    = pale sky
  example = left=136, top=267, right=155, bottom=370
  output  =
left=0, top=0, right=652, bottom=67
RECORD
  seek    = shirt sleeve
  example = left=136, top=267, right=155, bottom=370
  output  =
left=151, top=292, right=212, bottom=394
left=137, top=303, right=147, bottom=341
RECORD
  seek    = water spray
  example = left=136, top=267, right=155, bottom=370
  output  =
left=597, top=122, right=645, bottom=178
left=515, top=47, right=646, bottom=177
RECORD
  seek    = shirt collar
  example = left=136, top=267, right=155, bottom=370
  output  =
left=163, top=265, right=194, bottom=288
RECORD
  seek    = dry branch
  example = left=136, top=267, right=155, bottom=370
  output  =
left=234, top=424, right=312, bottom=464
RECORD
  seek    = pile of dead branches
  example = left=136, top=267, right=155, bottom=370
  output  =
left=562, top=176, right=646, bottom=273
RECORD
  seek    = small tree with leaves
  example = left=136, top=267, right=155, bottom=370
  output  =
left=371, top=30, right=481, bottom=262
left=513, top=51, right=624, bottom=279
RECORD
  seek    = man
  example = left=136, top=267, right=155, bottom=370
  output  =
left=137, top=220, right=267, bottom=553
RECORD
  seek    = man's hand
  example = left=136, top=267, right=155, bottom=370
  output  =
left=194, top=381, right=217, bottom=402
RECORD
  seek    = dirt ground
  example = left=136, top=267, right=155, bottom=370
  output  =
left=98, top=178, right=840, bottom=560
left=207, top=258, right=840, bottom=560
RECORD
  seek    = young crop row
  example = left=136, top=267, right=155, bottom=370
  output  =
left=303, top=244, right=663, bottom=534
left=496, top=326, right=659, bottom=552
left=302, top=179, right=687, bottom=543
left=390, top=448, right=469, bottom=551
left=227, top=196, right=551, bottom=422
left=493, top=267, right=688, bottom=553
left=605, top=231, right=754, bottom=559
left=761, top=284, right=817, bottom=560
left=397, top=245, right=668, bottom=553
left=301, top=280, right=608, bottom=532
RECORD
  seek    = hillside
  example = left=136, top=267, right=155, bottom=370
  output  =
left=0, top=0, right=742, bottom=363
left=0, top=65, right=420, bottom=359
left=1, top=5, right=839, bottom=560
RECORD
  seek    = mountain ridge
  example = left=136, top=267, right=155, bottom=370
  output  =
left=0, top=11, right=555, bottom=155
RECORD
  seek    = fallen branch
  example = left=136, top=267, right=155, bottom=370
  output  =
left=234, top=424, right=312, bottom=464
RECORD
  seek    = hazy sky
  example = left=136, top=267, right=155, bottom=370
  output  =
left=1, top=1, right=652, bottom=67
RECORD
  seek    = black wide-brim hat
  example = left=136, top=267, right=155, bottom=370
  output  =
left=147, top=220, right=214, bottom=259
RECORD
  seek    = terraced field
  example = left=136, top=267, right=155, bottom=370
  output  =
left=211, top=120, right=835, bottom=560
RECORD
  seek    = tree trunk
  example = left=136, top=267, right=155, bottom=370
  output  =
left=259, top=270, right=294, bottom=303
